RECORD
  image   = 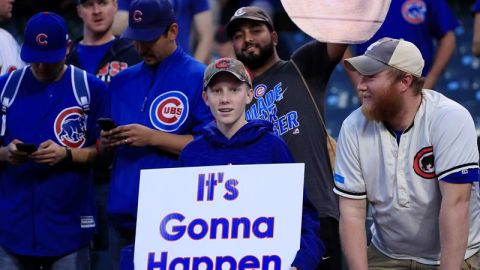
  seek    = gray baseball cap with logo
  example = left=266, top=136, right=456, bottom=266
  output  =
left=226, top=6, right=274, bottom=37
left=203, top=58, right=252, bottom=90
left=344, top=37, right=425, bottom=77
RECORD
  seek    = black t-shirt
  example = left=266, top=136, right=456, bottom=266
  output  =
left=246, top=41, right=339, bottom=219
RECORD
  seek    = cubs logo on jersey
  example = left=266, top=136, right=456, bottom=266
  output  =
left=401, top=0, right=427, bottom=25
left=413, top=146, right=435, bottom=179
left=149, top=91, right=189, bottom=132
left=54, top=107, right=87, bottom=148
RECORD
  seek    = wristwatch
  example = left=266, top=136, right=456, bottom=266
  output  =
left=64, top=147, right=73, bottom=162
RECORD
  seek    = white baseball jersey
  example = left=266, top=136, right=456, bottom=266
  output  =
left=0, top=28, right=24, bottom=75
left=334, top=90, right=480, bottom=265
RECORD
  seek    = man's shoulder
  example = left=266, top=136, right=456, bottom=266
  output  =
left=177, top=53, right=206, bottom=74
left=0, top=28, right=17, bottom=44
left=110, top=38, right=139, bottom=58
left=423, top=90, right=469, bottom=119
left=343, top=107, right=367, bottom=128
left=110, top=62, right=143, bottom=80
left=84, top=69, right=107, bottom=90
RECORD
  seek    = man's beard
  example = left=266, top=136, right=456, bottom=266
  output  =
left=235, top=41, right=275, bottom=70
left=361, top=85, right=403, bottom=122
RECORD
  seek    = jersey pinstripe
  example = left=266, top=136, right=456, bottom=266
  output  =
left=334, top=90, right=480, bottom=264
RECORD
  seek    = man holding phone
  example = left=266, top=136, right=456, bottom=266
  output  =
left=100, top=0, right=212, bottom=267
left=0, top=12, right=108, bottom=269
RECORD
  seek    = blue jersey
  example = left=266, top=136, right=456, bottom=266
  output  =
left=108, top=47, right=212, bottom=229
left=180, top=120, right=324, bottom=270
left=355, top=0, right=458, bottom=75
left=0, top=65, right=108, bottom=257
left=117, top=0, right=209, bottom=55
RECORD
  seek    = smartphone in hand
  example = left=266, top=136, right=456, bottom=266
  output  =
left=97, top=118, right=117, bottom=131
left=16, top=143, right=38, bottom=154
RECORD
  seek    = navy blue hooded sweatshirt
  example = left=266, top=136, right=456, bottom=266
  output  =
left=180, top=119, right=324, bottom=269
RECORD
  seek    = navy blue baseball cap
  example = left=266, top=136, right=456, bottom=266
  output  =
left=21, top=12, right=69, bottom=63
left=122, top=0, right=176, bottom=42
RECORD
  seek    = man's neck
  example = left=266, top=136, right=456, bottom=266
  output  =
left=249, top=53, right=281, bottom=78
left=81, top=29, right=115, bottom=46
left=386, top=94, right=422, bottom=131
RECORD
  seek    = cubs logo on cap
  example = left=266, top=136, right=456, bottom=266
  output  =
left=133, top=10, right=143, bottom=23
left=149, top=91, right=189, bottom=132
left=122, top=0, right=176, bottom=42
left=36, top=34, right=48, bottom=46
left=203, top=57, right=252, bottom=90
left=21, top=12, right=69, bottom=63
left=54, top=107, right=87, bottom=148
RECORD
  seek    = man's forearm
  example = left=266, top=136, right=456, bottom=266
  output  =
left=193, top=10, right=214, bottom=64
left=71, top=145, right=97, bottom=164
left=149, top=131, right=193, bottom=155
left=439, top=191, right=470, bottom=270
left=340, top=215, right=369, bottom=270
left=425, top=31, right=456, bottom=89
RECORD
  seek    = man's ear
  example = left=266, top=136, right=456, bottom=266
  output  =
left=400, top=73, right=414, bottom=92
left=76, top=5, right=82, bottom=19
left=167, top=23, right=179, bottom=41
left=272, top=31, right=279, bottom=46
left=66, top=39, right=73, bottom=56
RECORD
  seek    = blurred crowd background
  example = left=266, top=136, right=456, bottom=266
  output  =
left=1, top=0, right=477, bottom=138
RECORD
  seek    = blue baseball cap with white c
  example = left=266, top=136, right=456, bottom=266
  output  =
left=121, top=0, right=176, bottom=42
left=21, top=12, right=69, bottom=64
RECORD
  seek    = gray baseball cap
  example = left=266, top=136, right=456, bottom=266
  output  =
left=204, top=58, right=252, bottom=90
left=344, top=37, right=425, bottom=77
left=226, top=6, right=274, bottom=38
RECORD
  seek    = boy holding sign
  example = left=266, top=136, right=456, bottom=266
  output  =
left=179, top=57, right=324, bottom=270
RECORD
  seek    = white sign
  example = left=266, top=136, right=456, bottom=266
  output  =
left=280, top=0, right=391, bottom=44
left=134, top=163, right=305, bottom=270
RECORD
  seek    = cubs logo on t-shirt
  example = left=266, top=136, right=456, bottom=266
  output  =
left=401, top=0, right=427, bottom=25
left=54, top=106, right=87, bottom=148
left=149, top=91, right=189, bottom=132
left=413, top=146, right=435, bottom=179
left=254, top=84, right=267, bottom=99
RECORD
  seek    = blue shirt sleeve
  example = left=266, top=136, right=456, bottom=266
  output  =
left=292, top=192, right=324, bottom=269
left=192, top=0, right=209, bottom=14
left=440, top=168, right=480, bottom=184
left=427, top=0, right=459, bottom=39
left=189, top=71, right=213, bottom=136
